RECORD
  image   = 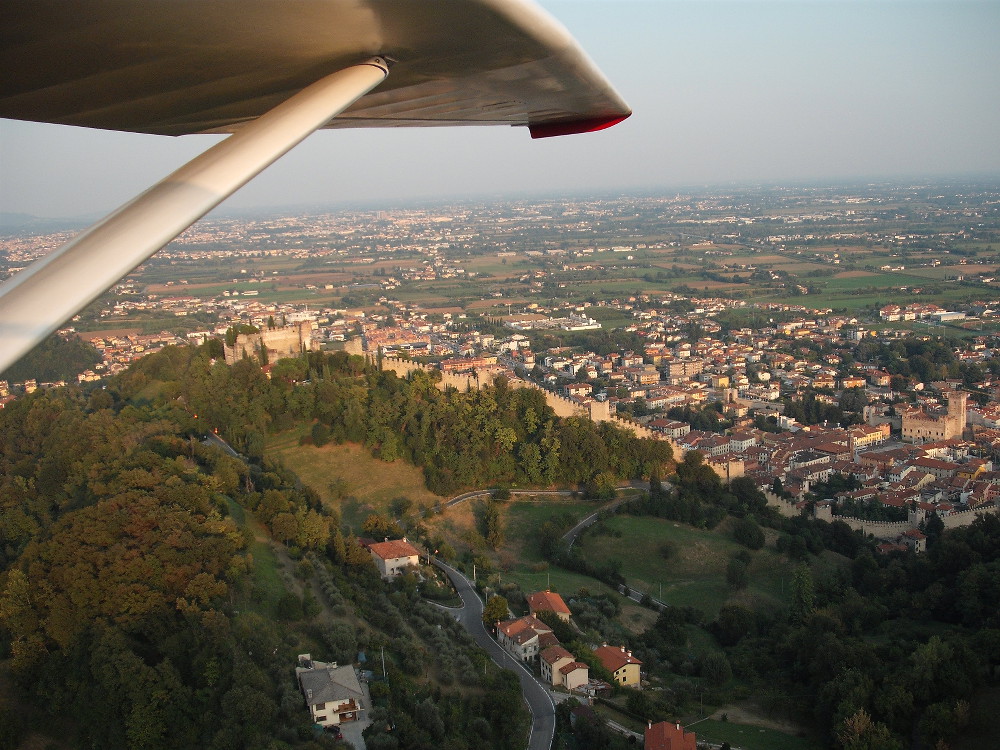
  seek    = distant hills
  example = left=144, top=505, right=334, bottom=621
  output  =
left=0, top=212, right=88, bottom=233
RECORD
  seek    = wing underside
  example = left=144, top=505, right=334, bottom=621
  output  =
left=1, top=0, right=630, bottom=137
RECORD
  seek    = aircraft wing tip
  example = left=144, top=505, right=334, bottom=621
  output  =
left=528, top=113, right=631, bottom=140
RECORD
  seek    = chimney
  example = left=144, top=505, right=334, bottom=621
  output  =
left=648, top=721, right=652, bottom=729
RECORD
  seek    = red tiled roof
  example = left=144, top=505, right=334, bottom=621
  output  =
left=540, top=645, right=573, bottom=665
left=368, top=539, right=420, bottom=561
left=645, top=721, right=696, bottom=750
left=594, top=645, right=642, bottom=672
left=527, top=590, right=571, bottom=616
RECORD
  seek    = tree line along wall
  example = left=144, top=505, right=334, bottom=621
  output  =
left=376, top=355, right=684, bottom=450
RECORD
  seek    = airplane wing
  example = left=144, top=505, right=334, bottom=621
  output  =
left=1, top=0, right=630, bottom=138
left=0, top=0, right=630, bottom=374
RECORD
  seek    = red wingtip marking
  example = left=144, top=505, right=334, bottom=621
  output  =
left=529, top=113, right=631, bottom=139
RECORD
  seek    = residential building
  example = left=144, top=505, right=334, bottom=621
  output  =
left=540, top=645, right=574, bottom=685
left=645, top=721, right=697, bottom=750
left=526, top=590, right=571, bottom=623
left=497, top=616, right=555, bottom=662
left=594, top=644, right=642, bottom=687
left=295, top=654, right=365, bottom=728
left=558, top=661, right=590, bottom=691
left=367, top=538, right=420, bottom=579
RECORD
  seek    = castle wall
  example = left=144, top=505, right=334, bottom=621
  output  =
left=224, top=323, right=312, bottom=365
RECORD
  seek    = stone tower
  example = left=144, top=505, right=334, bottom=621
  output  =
left=947, top=390, right=968, bottom=436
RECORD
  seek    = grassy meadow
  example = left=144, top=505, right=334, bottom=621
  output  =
left=574, top=514, right=845, bottom=618
left=266, top=428, right=444, bottom=528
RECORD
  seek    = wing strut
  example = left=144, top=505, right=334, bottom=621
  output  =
left=0, top=58, right=390, bottom=373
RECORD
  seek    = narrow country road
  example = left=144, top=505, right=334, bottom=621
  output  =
left=445, top=482, right=648, bottom=510
left=561, top=495, right=632, bottom=550
left=433, top=560, right=556, bottom=750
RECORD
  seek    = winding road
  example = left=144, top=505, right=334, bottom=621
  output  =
left=433, top=560, right=556, bottom=750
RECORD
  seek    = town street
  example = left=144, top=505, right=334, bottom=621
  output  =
left=433, top=560, right=556, bottom=750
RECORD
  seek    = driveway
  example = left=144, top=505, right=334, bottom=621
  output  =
left=433, top=560, right=556, bottom=750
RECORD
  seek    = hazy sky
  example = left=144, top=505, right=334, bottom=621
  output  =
left=2, top=0, right=998, bottom=219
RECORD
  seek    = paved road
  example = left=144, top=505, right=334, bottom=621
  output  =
left=446, top=483, right=647, bottom=510
left=561, top=495, right=633, bottom=550
left=433, top=560, right=556, bottom=750
left=203, top=431, right=240, bottom=459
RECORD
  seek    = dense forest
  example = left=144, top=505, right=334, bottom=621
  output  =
left=0, top=333, right=101, bottom=384
left=111, top=344, right=672, bottom=495
left=0, top=343, right=671, bottom=750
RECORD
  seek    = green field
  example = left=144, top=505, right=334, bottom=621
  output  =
left=249, top=539, right=286, bottom=618
left=574, top=514, right=839, bottom=618
left=266, top=429, right=444, bottom=528
left=819, top=271, right=932, bottom=291
left=694, top=719, right=820, bottom=750
left=585, top=306, right=634, bottom=329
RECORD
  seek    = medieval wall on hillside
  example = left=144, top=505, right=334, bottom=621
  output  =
left=224, top=323, right=312, bottom=365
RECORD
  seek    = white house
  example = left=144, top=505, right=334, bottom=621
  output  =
left=295, top=655, right=365, bottom=728
left=367, top=538, right=420, bottom=579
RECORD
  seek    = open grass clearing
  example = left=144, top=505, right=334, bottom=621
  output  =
left=249, top=539, right=286, bottom=619
left=503, top=497, right=596, bottom=557
left=694, top=719, right=819, bottom=750
left=574, top=514, right=837, bottom=618
left=266, top=430, right=444, bottom=528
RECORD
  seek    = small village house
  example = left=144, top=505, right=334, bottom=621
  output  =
left=295, top=654, right=365, bottom=728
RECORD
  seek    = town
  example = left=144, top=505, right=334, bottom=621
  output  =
left=3, top=181, right=1000, bottom=750
left=3, top=182, right=1000, bottom=549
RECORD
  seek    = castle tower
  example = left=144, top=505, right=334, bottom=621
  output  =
left=947, top=390, right=968, bottom=437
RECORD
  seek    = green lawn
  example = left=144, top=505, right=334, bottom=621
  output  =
left=249, top=539, right=286, bottom=618
left=584, top=306, right=634, bottom=329
left=503, top=497, right=596, bottom=564
left=575, top=515, right=809, bottom=618
left=504, top=567, right=621, bottom=602
left=693, top=719, right=820, bottom=750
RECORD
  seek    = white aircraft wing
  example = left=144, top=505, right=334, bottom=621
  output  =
left=0, top=0, right=630, bottom=373
left=1, top=0, right=630, bottom=137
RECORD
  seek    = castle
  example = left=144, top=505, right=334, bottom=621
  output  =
left=901, top=390, right=967, bottom=443
left=223, top=322, right=314, bottom=365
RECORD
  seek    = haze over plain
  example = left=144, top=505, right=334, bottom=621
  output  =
left=1, top=0, right=998, bottom=220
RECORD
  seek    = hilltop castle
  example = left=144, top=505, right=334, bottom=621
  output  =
left=901, top=390, right=967, bottom=443
left=223, top=321, right=313, bottom=365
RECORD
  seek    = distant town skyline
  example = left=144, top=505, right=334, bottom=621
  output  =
left=2, top=0, right=998, bottom=220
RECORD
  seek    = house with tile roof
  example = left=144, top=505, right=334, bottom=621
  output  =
left=558, top=661, right=590, bottom=691
left=367, top=538, right=420, bottom=579
left=540, top=645, right=575, bottom=685
left=526, top=590, right=572, bottom=623
left=594, top=644, right=642, bottom=687
left=645, top=720, right=696, bottom=750
left=295, top=654, right=365, bottom=728
left=497, top=615, right=556, bottom=662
